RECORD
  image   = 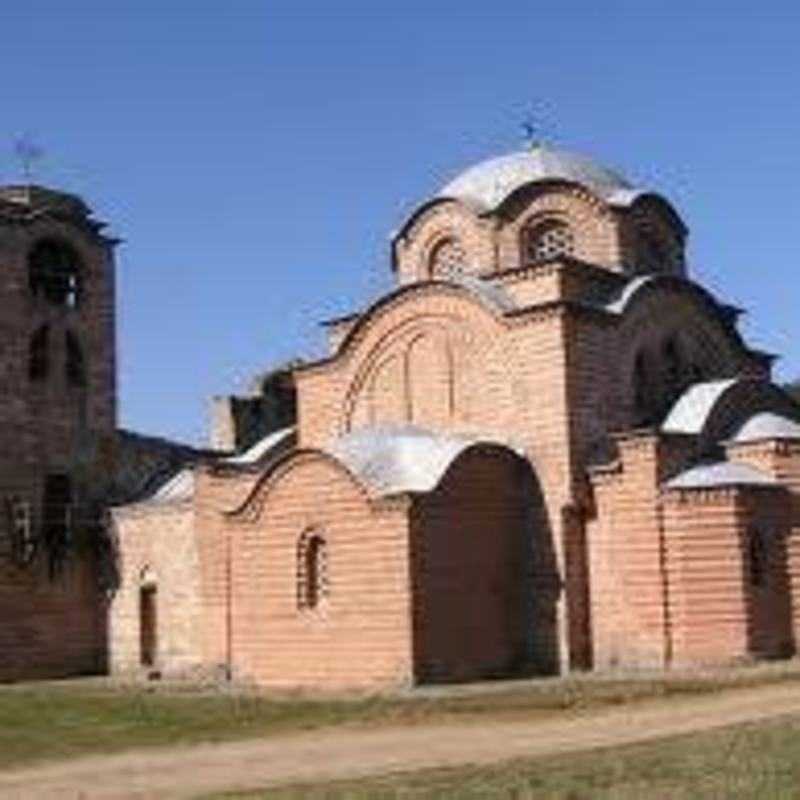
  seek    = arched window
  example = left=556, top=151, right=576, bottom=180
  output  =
left=663, top=337, right=682, bottom=391
left=42, top=473, right=73, bottom=579
left=4, top=495, right=35, bottom=566
left=637, top=226, right=684, bottom=274
left=523, top=219, right=574, bottom=265
left=428, top=237, right=465, bottom=277
left=633, top=351, right=650, bottom=424
left=29, top=325, right=50, bottom=382
left=28, top=240, right=82, bottom=308
left=139, top=567, right=158, bottom=667
left=65, top=331, right=87, bottom=388
left=748, top=529, right=767, bottom=588
left=297, top=531, right=328, bottom=610
left=639, top=229, right=667, bottom=272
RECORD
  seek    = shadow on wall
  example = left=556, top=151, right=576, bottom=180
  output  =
left=742, top=497, right=796, bottom=662
left=409, top=445, right=560, bottom=684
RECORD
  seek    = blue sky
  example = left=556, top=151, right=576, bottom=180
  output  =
left=3, top=1, right=799, bottom=444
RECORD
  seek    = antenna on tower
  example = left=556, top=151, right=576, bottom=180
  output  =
left=13, top=135, right=45, bottom=184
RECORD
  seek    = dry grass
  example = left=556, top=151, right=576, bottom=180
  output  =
left=219, top=715, right=800, bottom=799
left=1, top=661, right=800, bottom=771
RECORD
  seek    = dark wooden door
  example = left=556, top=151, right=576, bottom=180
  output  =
left=140, top=586, right=157, bottom=667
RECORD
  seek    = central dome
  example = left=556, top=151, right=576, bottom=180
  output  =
left=438, top=144, right=635, bottom=213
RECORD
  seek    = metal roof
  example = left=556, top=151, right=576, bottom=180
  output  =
left=665, top=461, right=778, bottom=490
left=732, top=413, right=800, bottom=443
left=661, top=380, right=739, bottom=435
left=143, top=468, right=196, bottom=505
left=221, top=426, right=296, bottom=466
left=603, top=275, right=735, bottom=318
left=437, top=144, right=634, bottom=213
left=327, top=424, right=518, bottom=497
left=604, top=275, right=657, bottom=315
left=446, top=271, right=516, bottom=313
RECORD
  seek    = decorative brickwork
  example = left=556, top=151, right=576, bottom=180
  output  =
left=105, top=144, right=800, bottom=690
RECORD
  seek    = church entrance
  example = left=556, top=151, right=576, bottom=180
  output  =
left=410, top=445, right=557, bottom=683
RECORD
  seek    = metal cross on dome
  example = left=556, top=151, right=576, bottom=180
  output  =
left=521, top=117, right=537, bottom=145
left=520, top=105, right=556, bottom=150
left=13, top=135, right=45, bottom=183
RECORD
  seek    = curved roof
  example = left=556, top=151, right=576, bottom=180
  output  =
left=665, top=461, right=778, bottom=490
left=221, top=426, right=296, bottom=466
left=141, top=468, right=196, bottom=505
left=733, top=412, right=800, bottom=443
left=446, top=271, right=516, bottom=313
left=326, top=424, right=520, bottom=497
left=303, top=275, right=514, bottom=369
left=662, top=379, right=800, bottom=444
left=437, top=144, right=634, bottom=213
left=603, top=274, right=738, bottom=319
left=661, top=380, right=739, bottom=435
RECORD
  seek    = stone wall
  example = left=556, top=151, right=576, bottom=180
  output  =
left=109, top=501, right=201, bottom=677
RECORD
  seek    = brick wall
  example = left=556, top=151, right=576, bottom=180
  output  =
left=0, top=190, right=117, bottom=681
left=0, top=555, right=102, bottom=680
left=393, top=185, right=686, bottom=284
left=227, top=453, right=414, bottom=690
left=727, top=440, right=800, bottom=653
left=662, top=485, right=793, bottom=666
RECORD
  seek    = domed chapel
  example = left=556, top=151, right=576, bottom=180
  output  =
left=102, top=142, right=800, bottom=689
left=10, top=142, right=799, bottom=688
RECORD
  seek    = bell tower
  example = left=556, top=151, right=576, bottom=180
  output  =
left=0, top=184, right=117, bottom=678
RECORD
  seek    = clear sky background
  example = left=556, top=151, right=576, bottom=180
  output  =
left=2, top=1, right=799, bottom=444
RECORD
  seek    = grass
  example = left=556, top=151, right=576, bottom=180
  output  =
left=1, top=662, right=800, bottom=771
left=214, top=716, right=800, bottom=799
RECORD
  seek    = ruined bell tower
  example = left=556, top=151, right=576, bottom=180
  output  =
left=0, top=184, right=118, bottom=678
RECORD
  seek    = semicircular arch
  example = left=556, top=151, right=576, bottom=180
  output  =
left=227, top=447, right=373, bottom=524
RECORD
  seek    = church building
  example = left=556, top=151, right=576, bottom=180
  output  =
left=4, top=142, right=800, bottom=689
left=107, top=143, right=800, bottom=689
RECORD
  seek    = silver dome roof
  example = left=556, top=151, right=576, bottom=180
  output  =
left=733, top=412, right=800, bottom=443
left=665, top=461, right=778, bottom=490
left=437, top=144, right=636, bottom=212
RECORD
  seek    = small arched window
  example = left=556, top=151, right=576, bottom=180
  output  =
left=748, top=529, right=767, bottom=588
left=633, top=351, right=650, bottom=424
left=524, top=219, right=574, bottom=265
left=65, top=331, right=87, bottom=388
left=28, top=240, right=82, bottom=308
left=29, top=325, right=50, bottom=381
left=428, top=237, right=465, bottom=278
left=297, top=531, right=328, bottom=610
left=663, top=337, right=682, bottom=390
left=639, top=229, right=667, bottom=272
left=139, top=567, right=158, bottom=667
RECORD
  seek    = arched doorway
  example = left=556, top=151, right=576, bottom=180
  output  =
left=139, top=567, right=158, bottom=668
left=410, top=445, right=558, bottom=683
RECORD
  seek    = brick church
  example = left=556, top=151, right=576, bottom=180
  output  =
left=3, top=143, right=800, bottom=689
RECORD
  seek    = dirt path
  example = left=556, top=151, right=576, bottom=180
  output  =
left=3, top=681, right=800, bottom=799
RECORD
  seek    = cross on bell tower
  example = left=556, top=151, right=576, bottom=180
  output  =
left=13, top=135, right=45, bottom=183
